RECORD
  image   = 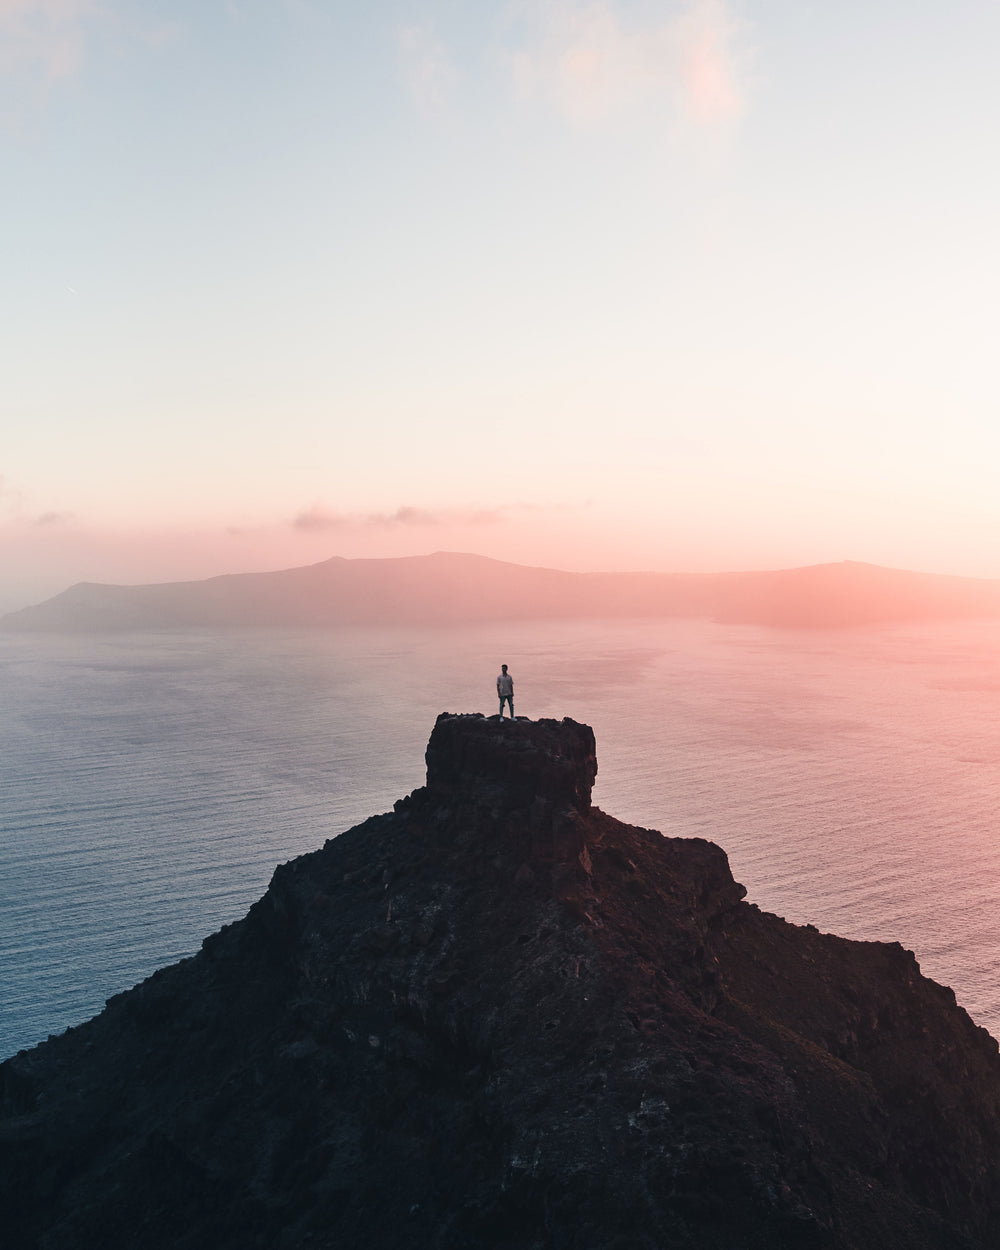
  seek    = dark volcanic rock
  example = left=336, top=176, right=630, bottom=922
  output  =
left=3, top=713, right=1000, bottom=1249
left=424, top=712, right=597, bottom=811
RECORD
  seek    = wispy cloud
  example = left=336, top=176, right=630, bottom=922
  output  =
left=396, top=21, right=459, bottom=117
left=672, top=0, right=744, bottom=124
left=0, top=0, right=100, bottom=82
left=292, top=505, right=504, bottom=534
left=0, top=474, right=26, bottom=515
left=509, top=0, right=746, bottom=129
left=138, top=19, right=181, bottom=50
left=0, top=478, right=74, bottom=526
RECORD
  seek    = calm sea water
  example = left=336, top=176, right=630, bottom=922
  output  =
left=3, top=618, right=1000, bottom=1058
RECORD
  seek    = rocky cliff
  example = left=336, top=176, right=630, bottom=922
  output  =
left=3, top=715, right=1000, bottom=1249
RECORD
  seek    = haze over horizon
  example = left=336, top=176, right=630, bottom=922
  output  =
left=4, top=2, right=999, bottom=613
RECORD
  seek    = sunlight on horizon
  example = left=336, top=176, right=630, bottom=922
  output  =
left=2, top=2, right=999, bottom=607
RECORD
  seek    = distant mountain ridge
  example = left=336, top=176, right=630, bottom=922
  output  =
left=4, top=552, right=1000, bottom=631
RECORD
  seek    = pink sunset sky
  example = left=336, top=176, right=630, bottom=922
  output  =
left=3, top=1, right=999, bottom=612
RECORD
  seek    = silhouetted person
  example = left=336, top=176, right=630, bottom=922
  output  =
left=497, top=664, right=514, bottom=719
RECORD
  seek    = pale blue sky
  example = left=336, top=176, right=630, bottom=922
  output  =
left=2, top=1, right=999, bottom=609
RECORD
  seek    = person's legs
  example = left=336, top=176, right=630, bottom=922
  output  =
left=498, top=697, right=505, bottom=717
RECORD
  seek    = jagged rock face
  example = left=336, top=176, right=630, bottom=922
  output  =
left=424, top=713, right=598, bottom=813
left=3, top=716, right=1000, bottom=1250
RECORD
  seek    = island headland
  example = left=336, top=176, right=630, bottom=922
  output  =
left=5, top=551, right=1000, bottom=630
left=3, top=714, right=1000, bottom=1249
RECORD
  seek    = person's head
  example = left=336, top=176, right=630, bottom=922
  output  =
left=501, top=664, right=508, bottom=673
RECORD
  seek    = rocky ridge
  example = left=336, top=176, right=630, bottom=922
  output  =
left=3, top=713, right=1000, bottom=1249
left=5, top=552, right=1000, bottom=630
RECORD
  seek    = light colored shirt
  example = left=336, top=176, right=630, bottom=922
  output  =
left=497, top=672, right=514, bottom=697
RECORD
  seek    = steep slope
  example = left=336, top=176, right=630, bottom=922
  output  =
left=4, top=552, right=1000, bottom=630
left=3, top=715, right=1000, bottom=1249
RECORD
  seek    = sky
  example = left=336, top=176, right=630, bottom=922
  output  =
left=2, top=0, right=999, bottom=611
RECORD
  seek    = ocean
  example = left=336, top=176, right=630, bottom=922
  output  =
left=3, top=617, right=1000, bottom=1059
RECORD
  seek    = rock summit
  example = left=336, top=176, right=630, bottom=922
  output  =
left=3, top=713, right=1000, bottom=1249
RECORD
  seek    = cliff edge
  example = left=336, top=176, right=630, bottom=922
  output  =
left=3, top=714, right=1000, bottom=1249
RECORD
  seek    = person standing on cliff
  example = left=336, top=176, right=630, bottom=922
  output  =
left=497, top=664, right=514, bottom=719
